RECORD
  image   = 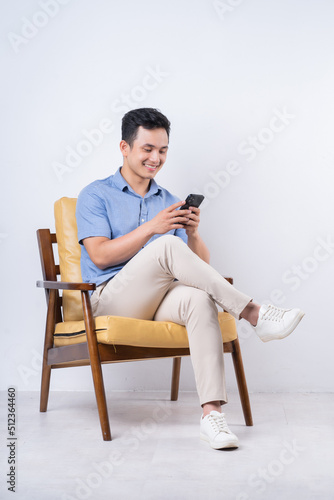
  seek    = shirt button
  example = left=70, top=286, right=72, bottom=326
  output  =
left=141, top=219, right=145, bottom=222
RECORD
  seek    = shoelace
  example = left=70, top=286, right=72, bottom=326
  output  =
left=261, top=304, right=286, bottom=322
left=207, top=413, right=230, bottom=434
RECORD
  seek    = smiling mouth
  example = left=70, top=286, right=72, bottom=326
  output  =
left=144, top=164, right=159, bottom=172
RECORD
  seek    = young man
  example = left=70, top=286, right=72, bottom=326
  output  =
left=76, top=108, right=304, bottom=450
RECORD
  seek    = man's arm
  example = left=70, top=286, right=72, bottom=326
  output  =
left=83, top=200, right=191, bottom=269
left=187, top=232, right=210, bottom=264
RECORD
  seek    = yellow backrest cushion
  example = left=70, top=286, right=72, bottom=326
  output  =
left=54, top=197, right=83, bottom=321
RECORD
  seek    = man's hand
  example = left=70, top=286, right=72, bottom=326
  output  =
left=147, top=200, right=191, bottom=235
left=182, top=206, right=201, bottom=237
left=183, top=206, right=210, bottom=263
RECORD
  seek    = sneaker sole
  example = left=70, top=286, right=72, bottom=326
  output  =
left=260, top=310, right=305, bottom=342
left=200, top=432, right=239, bottom=449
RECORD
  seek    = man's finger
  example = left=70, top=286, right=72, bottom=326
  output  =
left=188, top=206, right=200, bottom=214
left=167, top=200, right=186, bottom=211
left=186, top=211, right=199, bottom=220
left=173, top=215, right=189, bottom=223
left=174, top=210, right=191, bottom=219
left=184, top=219, right=196, bottom=225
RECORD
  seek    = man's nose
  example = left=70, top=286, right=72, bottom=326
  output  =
left=149, top=150, right=160, bottom=164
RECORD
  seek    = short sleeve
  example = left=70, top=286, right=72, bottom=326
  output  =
left=76, top=187, right=112, bottom=245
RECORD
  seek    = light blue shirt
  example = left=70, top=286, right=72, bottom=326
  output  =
left=76, top=167, right=188, bottom=285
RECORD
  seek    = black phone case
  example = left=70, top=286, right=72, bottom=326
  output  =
left=180, top=194, right=204, bottom=210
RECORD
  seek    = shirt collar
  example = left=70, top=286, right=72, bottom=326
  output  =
left=112, top=167, right=129, bottom=192
left=112, top=167, right=161, bottom=198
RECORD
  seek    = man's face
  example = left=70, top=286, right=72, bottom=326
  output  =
left=121, top=126, right=169, bottom=181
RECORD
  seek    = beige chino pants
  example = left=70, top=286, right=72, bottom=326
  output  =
left=91, top=235, right=252, bottom=406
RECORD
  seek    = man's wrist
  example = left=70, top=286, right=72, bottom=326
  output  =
left=186, top=229, right=200, bottom=240
left=143, top=220, right=156, bottom=239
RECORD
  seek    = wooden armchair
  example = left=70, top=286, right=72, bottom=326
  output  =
left=36, top=197, right=253, bottom=441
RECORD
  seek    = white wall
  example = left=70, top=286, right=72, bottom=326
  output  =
left=1, top=0, right=333, bottom=395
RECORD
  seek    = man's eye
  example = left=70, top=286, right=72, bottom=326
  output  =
left=144, top=148, right=152, bottom=152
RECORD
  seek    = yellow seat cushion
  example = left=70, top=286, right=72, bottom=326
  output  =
left=54, top=311, right=237, bottom=348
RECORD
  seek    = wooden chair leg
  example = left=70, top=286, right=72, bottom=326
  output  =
left=171, top=357, right=181, bottom=401
left=231, top=338, right=253, bottom=426
left=81, top=291, right=112, bottom=441
left=40, top=365, right=51, bottom=412
left=40, top=289, right=56, bottom=412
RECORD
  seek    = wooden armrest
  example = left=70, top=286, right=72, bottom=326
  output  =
left=224, top=277, right=233, bottom=285
left=36, top=280, right=96, bottom=291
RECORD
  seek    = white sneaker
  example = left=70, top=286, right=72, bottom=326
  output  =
left=255, top=304, right=305, bottom=342
left=200, top=411, right=239, bottom=449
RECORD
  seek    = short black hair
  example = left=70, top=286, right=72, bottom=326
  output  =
left=121, top=108, right=171, bottom=148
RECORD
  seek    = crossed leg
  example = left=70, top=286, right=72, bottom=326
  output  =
left=91, top=235, right=253, bottom=412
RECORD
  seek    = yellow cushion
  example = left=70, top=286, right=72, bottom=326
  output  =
left=54, top=197, right=83, bottom=321
left=54, top=311, right=237, bottom=348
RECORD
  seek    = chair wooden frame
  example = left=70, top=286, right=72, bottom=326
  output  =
left=36, top=228, right=253, bottom=441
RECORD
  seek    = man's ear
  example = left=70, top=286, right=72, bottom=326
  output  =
left=120, top=140, right=129, bottom=157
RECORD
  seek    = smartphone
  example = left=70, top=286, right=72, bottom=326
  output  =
left=180, top=194, right=205, bottom=210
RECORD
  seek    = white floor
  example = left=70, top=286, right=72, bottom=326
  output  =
left=0, top=391, right=333, bottom=500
